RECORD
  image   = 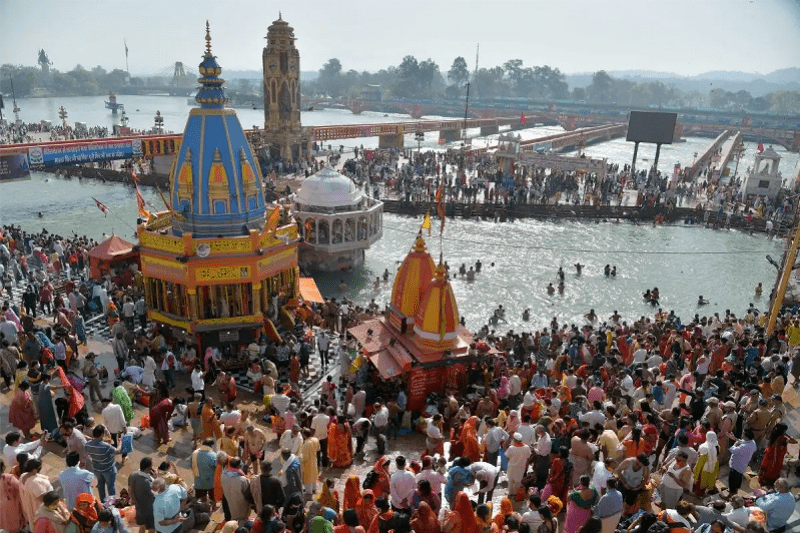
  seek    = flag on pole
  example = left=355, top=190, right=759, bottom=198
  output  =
left=156, top=184, right=172, bottom=212
left=520, top=112, right=527, bottom=125
left=130, top=170, right=140, bottom=183
left=758, top=141, right=764, bottom=153
left=435, top=184, right=446, bottom=233
left=124, top=39, right=129, bottom=58
left=134, top=183, right=151, bottom=222
left=421, top=210, right=432, bottom=236
left=92, top=197, right=108, bottom=217
left=266, top=205, right=281, bottom=233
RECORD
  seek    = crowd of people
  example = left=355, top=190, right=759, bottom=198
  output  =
left=2, top=237, right=799, bottom=533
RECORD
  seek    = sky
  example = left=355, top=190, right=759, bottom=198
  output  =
left=1, top=0, right=799, bottom=78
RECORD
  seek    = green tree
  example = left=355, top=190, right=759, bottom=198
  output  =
left=572, top=87, right=586, bottom=101
left=395, top=55, right=420, bottom=97
left=418, top=59, right=439, bottom=94
left=318, top=58, right=343, bottom=97
left=0, top=64, right=40, bottom=96
left=447, top=56, right=469, bottom=87
left=588, top=70, right=614, bottom=103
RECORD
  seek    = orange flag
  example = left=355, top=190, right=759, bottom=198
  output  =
left=266, top=205, right=281, bottom=233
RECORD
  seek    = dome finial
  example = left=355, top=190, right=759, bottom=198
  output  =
left=205, top=20, right=212, bottom=57
left=278, top=11, right=282, bottom=20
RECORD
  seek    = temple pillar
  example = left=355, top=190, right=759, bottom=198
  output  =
left=252, top=283, right=262, bottom=315
left=187, top=288, right=198, bottom=321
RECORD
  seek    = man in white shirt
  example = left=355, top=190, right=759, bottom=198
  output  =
left=3, top=431, right=44, bottom=466
left=190, top=364, right=205, bottom=399
left=482, top=418, right=508, bottom=467
left=532, top=425, right=552, bottom=490
left=470, top=461, right=500, bottom=504
left=580, top=401, right=607, bottom=428
left=389, top=455, right=416, bottom=512
left=373, top=402, right=389, bottom=436
left=101, top=398, right=129, bottom=462
left=632, top=346, right=648, bottom=365
left=416, top=456, right=446, bottom=495
left=516, top=415, right=536, bottom=446
left=317, top=329, right=330, bottom=367
left=279, top=424, right=303, bottom=455
left=521, top=494, right=543, bottom=530
left=311, top=407, right=331, bottom=467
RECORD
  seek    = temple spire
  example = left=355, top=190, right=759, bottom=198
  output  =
left=205, top=20, right=212, bottom=57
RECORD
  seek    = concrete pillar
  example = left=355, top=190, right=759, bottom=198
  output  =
left=480, top=125, right=499, bottom=136
left=439, top=129, right=462, bottom=142
left=379, top=133, right=404, bottom=148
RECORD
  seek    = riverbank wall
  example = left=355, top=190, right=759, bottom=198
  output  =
left=46, top=166, right=791, bottom=235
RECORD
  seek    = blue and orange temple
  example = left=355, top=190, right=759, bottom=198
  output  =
left=137, top=23, right=299, bottom=349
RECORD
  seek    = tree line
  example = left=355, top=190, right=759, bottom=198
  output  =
left=309, top=56, right=800, bottom=114
left=3, top=58, right=800, bottom=114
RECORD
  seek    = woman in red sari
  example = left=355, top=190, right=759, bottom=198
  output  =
left=327, top=416, right=354, bottom=468
left=543, top=446, right=571, bottom=506
left=461, top=416, right=481, bottom=463
left=150, top=396, right=174, bottom=445
left=759, top=423, right=797, bottom=486
left=370, top=457, right=391, bottom=499
left=444, top=491, right=480, bottom=533
left=411, top=501, right=441, bottom=533
left=9, top=381, right=37, bottom=439
left=343, top=475, right=361, bottom=513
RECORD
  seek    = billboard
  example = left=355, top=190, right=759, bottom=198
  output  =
left=27, top=139, right=136, bottom=167
left=0, top=150, right=31, bottom=182
left=626, top=111, right=677, bottom=144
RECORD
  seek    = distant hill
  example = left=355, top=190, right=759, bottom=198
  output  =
left=565, top=68, right=800, bottom=96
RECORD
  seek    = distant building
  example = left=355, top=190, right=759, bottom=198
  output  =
left=360, top=84, right=382, bottom=101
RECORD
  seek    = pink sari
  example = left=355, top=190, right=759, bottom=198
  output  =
left=9, top=389, right=36, bottom=433
left=0, top=472, right=26, bottom=532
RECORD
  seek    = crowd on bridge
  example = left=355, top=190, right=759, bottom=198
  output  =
left=2, top=208, right=800, bottom=533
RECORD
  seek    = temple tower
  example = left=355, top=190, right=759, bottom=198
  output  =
left=262, top=13, right=303, bottom=161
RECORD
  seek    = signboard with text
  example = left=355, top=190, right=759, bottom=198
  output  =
left=27, top=139, right=136, bottom=167
left=0, top=150, right=31, bottom=182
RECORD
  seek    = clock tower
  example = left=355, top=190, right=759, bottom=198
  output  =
left=262, top=13, right=303, bottom=161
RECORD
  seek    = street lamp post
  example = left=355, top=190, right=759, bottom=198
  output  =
left=58, top=106, right=68, bottom=128
left=415, top=129, right=424, bottom=156
left=154, top=110, right=164, bottom=134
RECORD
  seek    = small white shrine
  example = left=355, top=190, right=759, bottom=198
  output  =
left=293, top=165, right=383, bottom=272
left=743, top=146, right=783, bottom=201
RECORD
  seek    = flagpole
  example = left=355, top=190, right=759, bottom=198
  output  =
left=124, top=39, right=129, bottom=74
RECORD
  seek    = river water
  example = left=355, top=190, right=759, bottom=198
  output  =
left=2, top=95, right=798, bottom=330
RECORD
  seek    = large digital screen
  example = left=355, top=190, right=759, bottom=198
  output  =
left=626, top=111, right=677, bottom=144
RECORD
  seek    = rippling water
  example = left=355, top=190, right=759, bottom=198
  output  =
left=3, top=97, right=797, bottom=331
left=314, top=214, right=784, bottom=331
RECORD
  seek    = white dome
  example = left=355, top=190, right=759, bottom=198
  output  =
left=295, top=165, right=363, bottom=208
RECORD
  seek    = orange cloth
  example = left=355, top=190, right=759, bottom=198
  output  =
left=327, top=422, right=354, bottom=468
left=343, top=475, right=361, bottom=512
left=461, top=416, right=481, bottom=463
left=355, top=490, right=377, bottom=530
left=444, top=492, right=479, bottom=533
left=493, top=498, right=515, bottom=530
left=411, top=502, right=442, bottom=533
left=201, top=403, right=221, bottom=440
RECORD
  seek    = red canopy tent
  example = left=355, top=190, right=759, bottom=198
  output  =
left=88, top=235, right=139, bottom=281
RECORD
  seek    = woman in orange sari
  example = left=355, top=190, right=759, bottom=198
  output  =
left=343, top=475, right=361, bottom=513
left=327, top=416, right=354, bottom=468
left=9, top=381, right=37, bottom=439
left=370, top=457, right=391, bottom=499
left=461, top=416, right=481, bottom=463
left=354, top=490, right=378, bottom=530
left=410, top=501, right=441, bottom=533
left=492, top=498, right=517, bottom=530
left=444, top=491, right=480, bottom=533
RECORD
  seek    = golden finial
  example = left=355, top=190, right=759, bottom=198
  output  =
left=205, top=20, right=212, bottom=56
